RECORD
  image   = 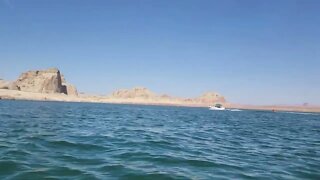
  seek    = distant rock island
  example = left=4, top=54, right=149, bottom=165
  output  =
left=1, top=68, right=319, bottom=113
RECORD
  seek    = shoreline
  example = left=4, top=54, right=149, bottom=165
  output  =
left=1, top=89, right=319, bottom=113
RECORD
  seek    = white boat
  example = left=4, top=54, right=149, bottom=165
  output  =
left=209, top=103, right=226, bottom=111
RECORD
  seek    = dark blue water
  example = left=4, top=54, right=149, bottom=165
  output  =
left=0, top=100, right=319, bottom=179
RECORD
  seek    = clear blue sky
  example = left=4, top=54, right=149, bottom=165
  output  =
left=0, top=0, right=319, bottom=105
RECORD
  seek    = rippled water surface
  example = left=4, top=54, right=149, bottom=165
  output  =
left=0, top=100, right=320, bottom=179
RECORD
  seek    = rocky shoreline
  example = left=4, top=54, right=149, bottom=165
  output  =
left=1, top=68, right=319, bottom=113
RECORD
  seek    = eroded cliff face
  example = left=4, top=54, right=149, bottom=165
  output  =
left=109, top=87, right=226, bottom=105
left=111, top=87, right=156, bottom=99
left=60, top=74, right=78, bottom=96
left=14, top=68, right=64, bottom=93
left=62, top=83, right=78, bottom=96
left=195, top=92, right=226, bottom=104
left=2, top=68, right=78, bottom=96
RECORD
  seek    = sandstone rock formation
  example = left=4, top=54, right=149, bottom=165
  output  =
left=195, top=92, right=226, bottom=104
left=0, top=79, right=21, bottom=90
left=0, top=79, right=10, bottom=89
left=14, top=68, right=64, bottom=93
left=8, top=82, right=20, bottom=91
left=11, top=68, right=78, bottom=96
left=111, top=87, right=156, bottom=99
left=62, top=83, right=78, bottom=96
left=109, top=87, right=226, bottom=105
left=60, top=74, right=78, bottom=96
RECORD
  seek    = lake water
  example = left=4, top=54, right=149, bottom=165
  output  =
left=0, top=100, right=319, bottom=179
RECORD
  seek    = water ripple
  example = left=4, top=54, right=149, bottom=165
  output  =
left=0, top=100, right=319, bottom=179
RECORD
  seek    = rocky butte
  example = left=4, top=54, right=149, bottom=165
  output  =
left=0, top=68, right=78, bottom=96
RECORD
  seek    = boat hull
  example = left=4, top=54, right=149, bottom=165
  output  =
left=209, top=107, right=226, bottom=111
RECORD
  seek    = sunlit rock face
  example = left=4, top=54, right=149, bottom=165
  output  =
left=110, top=87, right=226, bottom=105
left=62, top=83, right=78, bottom=96
left=14, top=68, right=64, bottom=94
left=0, top=79, right=10, bottom=89
left=111, top=87, right=156, bottom=99
left=195, top=92, right=226, bottom=104
left=12, top=68, right=77, bottom=96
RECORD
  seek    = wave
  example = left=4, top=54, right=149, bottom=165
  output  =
left=229, top=109, right=242, bottom=112
left=1, top=100, right=319, bottom=179
left=282, top=112, right=320, bottom=116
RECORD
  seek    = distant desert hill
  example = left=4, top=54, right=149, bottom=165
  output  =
left=195, top=92, right=226, bottom=104
left=1, top=67, right=318, bottom=112
left=110, top=87, right=156, bottom=99
left=109, top=87, right=226, bottom=106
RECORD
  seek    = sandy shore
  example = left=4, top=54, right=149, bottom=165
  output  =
left=229, top=104, right=320, bottom=113
left=1, top=89, right=319, bottom=113
left=0, top=89, right=206, bottom=106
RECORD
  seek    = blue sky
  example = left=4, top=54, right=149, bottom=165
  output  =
left=0, top=0, right=319, bottom=105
